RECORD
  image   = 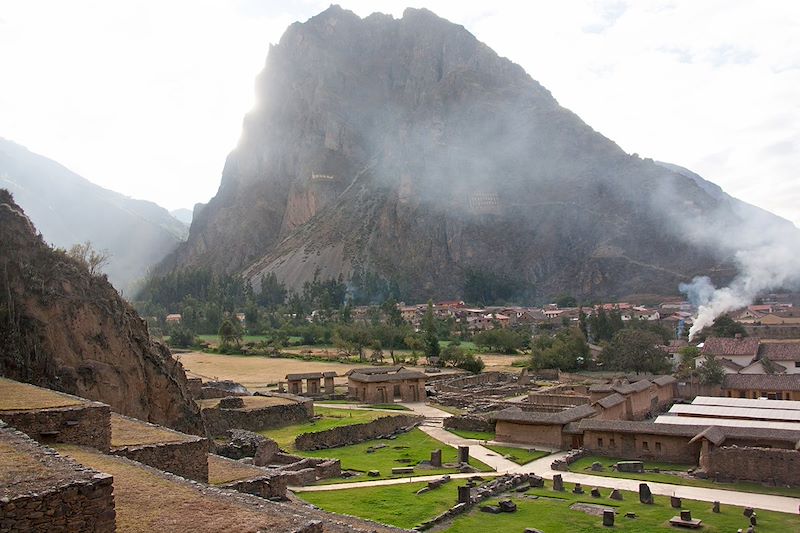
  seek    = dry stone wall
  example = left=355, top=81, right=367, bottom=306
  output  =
left=110, top=428, right=209, bottom=483
left=709, top=446, right=800, bottom=486
left=0, top=402, right=111, bottom=452
left=0, top=423, right=116, bottom=533
left=294, top=414, right=422, bottom=450
left=202, top=397, right=313, bottom=436
left=442, top=415, right=495, bottom=434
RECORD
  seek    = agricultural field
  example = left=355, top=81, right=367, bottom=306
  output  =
left=177, top=351, right=376, bottom=392
left=569, top=455, right=800, bottom=499
left=300, top=479, right=800, bottom=532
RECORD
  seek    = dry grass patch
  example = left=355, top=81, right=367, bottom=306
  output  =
left=0, top=441, right=55, bottom=488
left=56, top=445, right=295, bottom=533
left=110, top=413, right=189, bottom=447
left=197, top=396, right=295, bottom=410
left=178, top=352, right=377, bottom=392
left=208, top=454, right=265, bottom=485
left=0, top=378, right=84, bottom=411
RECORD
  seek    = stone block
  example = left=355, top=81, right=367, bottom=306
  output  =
left=638, top=483, right=653, bottom=504
left=602, top=509, right=614, bottom=527
left=458, top=445, right=470, bottom=463
left=552, top=474, right=564, bottom=491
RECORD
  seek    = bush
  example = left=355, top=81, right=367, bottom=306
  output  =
left=167, top=325, right=196, bottom=348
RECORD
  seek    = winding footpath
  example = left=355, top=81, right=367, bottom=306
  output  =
left=296, top=402, right=800, bottom=515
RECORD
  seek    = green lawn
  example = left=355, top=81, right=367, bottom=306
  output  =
left=259, top=407, right=397, bottom=449
left=297, top=428, right=493, bottom=483
left=300, top=481, right=457, bottom=529
left=569, top=455, right=800, bottom=499
left=315, top=400, right=411, bottom=411
left=447, top=429, right=495, bottom=441
left=484, top=445, right=549, bottom=465
left=301, top=479, right=800, bottom=532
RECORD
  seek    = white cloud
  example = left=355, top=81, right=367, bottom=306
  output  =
left=0, top=0, right=797, bottom=226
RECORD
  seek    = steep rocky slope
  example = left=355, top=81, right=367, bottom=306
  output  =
left=0, top=189, right=203, bottom=435
left=160, top=6, right=785, bottom=301
left=0, top=138, right=187, bottom=294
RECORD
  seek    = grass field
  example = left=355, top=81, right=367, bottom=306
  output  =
left=483, top=445, right=549, bottom=465
left=446, top=429, right=495, bottom=441
left=298, top=428, right=493, bottom=483
left=300, top=481, right=455, bottom=529
left=259, top=406, right=397, bottom=449
left=315, top=400, right=411, bottom=410
left=569, top=455, right=800, bottom=498
left=300, top=479, right=800, bottom=532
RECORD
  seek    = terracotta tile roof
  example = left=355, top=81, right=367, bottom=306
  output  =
left=701, top=337, right=760, bottom=357
left=723, top=373, right=800, bottom=392
left=758, top=343, right=800, bottom=362
left=689, top=426, right=727, bottom=446
left=495, top=403, right=597, bottom=425
left=718, top=358, right=744, bottom=371
left=653, top=375, right=677, bottom=387
left=596, top=393, right=625, bottom=409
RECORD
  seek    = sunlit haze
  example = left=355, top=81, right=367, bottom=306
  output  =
left=1, top=0, right=798, bottom=225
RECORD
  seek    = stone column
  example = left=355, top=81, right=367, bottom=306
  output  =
left=431, top=449, right=442, bottom=467
left=458, top=446, right=469, bottom=463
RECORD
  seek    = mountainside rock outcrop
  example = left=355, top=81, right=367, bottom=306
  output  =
left=0, top=189, right=203, bottom=435
left=161, top=6, right=793, bottom=301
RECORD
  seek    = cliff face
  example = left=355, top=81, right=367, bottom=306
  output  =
left=0, top=138, right=187, bottom=295
left=160, top=6, right=756, bottom=300
left=0, top=189, right=203, bottom=435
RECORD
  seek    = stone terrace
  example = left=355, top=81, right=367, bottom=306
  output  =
left=0, top=422, right=115, bottom=532
left=109, top=412, right=208, bottom=482
left=57, top=444, right=405, bottom=533
left=201, top=392, right=313, bottom=436
left=208, top=453, right=288, bottom=500
left=0, top=377, right=110, bottom=452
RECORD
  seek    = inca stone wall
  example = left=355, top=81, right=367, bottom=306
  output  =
left=0, top=402, right=111, bottom=452
left=110, top=436, right=209, bottom=483
left=294, top=414, right=422, bottom=450
left=0, top=423, right=116, bottom=532
left=201, top=398, right=313, bottom=436
left=709, top=446, right=800, bottom=486
left=442, top=415, right=495, bottom=434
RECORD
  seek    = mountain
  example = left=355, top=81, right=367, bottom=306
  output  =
left=0, top=189, right=203, bottom=434
left=0, top=138, right=188, bottom=294
left=159, top=6, right=792, bottom=302
left=170, top=207, right=194, bottom=225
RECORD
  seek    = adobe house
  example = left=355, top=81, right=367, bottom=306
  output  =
left=722, top=373, right=800, bottom=400
left=700, top=335, right=760, bottom=367
left=589, top=376, right=676, bottom=420
left=346, top=367, right=427, bottom=403
left=494, top=404, right=597, bottom=448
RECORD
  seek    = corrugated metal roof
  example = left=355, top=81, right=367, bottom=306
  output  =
left=667, top=403, right=800, bottom=422
left=654, top=414, right=800, bottom=431
left=692, top=396, right=800, bottom=411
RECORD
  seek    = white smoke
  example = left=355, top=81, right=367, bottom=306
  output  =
left=681, top=225, right=800, bottom=340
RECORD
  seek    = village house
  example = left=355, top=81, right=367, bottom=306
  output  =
left=165, top=313, right=182, bottom=324
left=721, top=374, right=800, bottom=401
left=346, top=366, right=427, bottom=403
left=698, top=335, right=760, bottom=367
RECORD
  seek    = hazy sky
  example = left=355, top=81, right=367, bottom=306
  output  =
left=1, top=1, right=798, bottom=225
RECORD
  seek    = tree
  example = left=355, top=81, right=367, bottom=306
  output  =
left=439, top=344, right=485, bottom=373
left=554, top=294, right=577, bottom=308
left=67, top=241, right=110, bottom=276
left=218, top=318, right=242, bottom=349
left=167, top=324, right=195, bottom=348
left=599, top=329, right=670, bottom=373
left=697, top=354, right=725, bottom=385
left=676, top=346, right=700, bottom=378
left=473, top=329, right=524, bottom=354
left=422, top=301, right=440, bottom=360
left=709, top=315, right=747, bottom=338
left=529, top=328, right=589, bottom=370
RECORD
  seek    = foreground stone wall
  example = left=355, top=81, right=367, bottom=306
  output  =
left=0, top=402, right=111, bottom=452
left=442, top=415, right=495, bottom=434
left=294, top=414, right=422, bottom=450
left=110, top=426, right=209, bottom=483
left=0, top=423, right=116, bottom=532
left=709, top=446, right=800, bottom=486
left=202, top=397, right=313, bottom=436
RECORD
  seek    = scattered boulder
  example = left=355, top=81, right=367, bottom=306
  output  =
left=615, top=461, right=644, bottom=473
left=591, top=461, right=603, bottom=471
left=590, top=487, right=601, bottom=498
left=602, top=509, right=614, bottom=527
left=609, top=489, right=622, bottom=500
left=638, top=483, right=653, bottom=505
left=553, top=474, right=564, bottom=491
left=498, top=500, right=517, bottom=513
